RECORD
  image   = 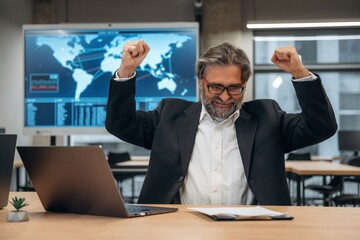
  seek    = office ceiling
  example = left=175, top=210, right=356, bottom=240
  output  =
left=243, top=0, right=360, bottom=21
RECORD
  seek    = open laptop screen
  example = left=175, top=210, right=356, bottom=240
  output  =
left=17, top=146, right=177, bottom=217
left=0, top=134, right=17, bottom=208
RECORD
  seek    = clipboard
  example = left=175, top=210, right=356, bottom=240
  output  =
left=189, top=206, right=294, bottom=221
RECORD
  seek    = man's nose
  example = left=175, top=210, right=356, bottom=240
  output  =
left=219, top=89, right=231, bottom=102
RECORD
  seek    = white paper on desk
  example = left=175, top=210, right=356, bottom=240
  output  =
left=188, top=206, right=292, bottom=220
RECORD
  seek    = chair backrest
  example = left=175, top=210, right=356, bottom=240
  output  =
left=348, top=157, right=360, bottom=167
left=329, top=176, right=343, bottom=188
left=107, top=152, right=131, bottom=166
left=287, top=152, right=311, bottom=161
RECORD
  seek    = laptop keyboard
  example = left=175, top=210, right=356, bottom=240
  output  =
left=126, top=205, right=151, bottom=213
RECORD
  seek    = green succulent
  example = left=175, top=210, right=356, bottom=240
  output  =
left=9, top=196, right=29, bottom=211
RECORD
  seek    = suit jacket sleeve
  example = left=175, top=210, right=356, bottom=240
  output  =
left=105, top=76, right=161, bottom=150
left=281, top=74, right=338, bottom=152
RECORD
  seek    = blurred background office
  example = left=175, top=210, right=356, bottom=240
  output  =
left=1, top=0, right=360, bottom=200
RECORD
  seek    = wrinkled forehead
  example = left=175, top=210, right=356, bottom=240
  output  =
left=202, top=64, right=244, bottom=84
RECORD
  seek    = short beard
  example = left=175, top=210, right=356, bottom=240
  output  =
left=199, top=84, right=243, bottom=119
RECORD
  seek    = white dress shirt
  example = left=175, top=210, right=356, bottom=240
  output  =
left=180, top=106, right=254, bottom=205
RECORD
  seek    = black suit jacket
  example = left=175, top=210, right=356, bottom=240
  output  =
left=105, top=74, right=337, bottom=205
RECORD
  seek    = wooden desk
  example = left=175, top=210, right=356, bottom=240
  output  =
left=311, top=156, right=341, bottom=161
left=285, top=161, right=360, bottom=176
left=1, top=192, right=360, bottom=240
left=112, top=159, right=149, bottom=174
left=285, top=161, right=360, bottom=205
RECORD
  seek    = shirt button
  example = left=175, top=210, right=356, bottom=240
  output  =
left=178, top=176, right=184, bottom=182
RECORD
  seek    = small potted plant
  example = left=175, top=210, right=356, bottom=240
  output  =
left=7, top=196, right=29, bottom=222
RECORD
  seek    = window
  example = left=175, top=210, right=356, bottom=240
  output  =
left=253, top=29, right=360, bottom=157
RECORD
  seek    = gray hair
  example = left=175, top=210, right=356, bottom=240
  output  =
left=196, top=42, right=252, bottom=82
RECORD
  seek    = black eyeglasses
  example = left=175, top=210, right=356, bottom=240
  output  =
left=203, top=77, right=245, bottom=96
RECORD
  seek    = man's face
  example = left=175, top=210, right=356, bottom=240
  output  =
left=200, top=65, right=246, bottom=119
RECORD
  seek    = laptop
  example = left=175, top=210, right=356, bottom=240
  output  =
left=17, top=146, right=178, bottom=218
left=0, top=134, right=17, bottom=209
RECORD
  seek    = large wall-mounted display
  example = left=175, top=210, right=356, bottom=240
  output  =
left=23, top=22, right=199, bottom=135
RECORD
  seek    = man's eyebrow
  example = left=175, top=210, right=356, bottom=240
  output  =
left=208, top=82, right=243, bottom=87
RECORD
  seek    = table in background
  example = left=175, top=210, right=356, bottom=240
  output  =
left=285, top=161, right=360, bottom=205
left=1, top=192, right=360, bottom=240
left=310, top=156, right=341, bottom=162
left=111, top=159, right=149, bottom=202
left=13, top=160, right=23, bottom=190
left=12, top=158, right=150, bottom=192
left=112, top=158, right=149, bottom=174
left=12, top=159, right=33, bottom=191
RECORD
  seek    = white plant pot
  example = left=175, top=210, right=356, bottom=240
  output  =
left=7, top=211, right=29, bottom=222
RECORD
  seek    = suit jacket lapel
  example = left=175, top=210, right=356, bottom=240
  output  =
left=236, top=108, right=258, bottom=178
left=176, top=102, right=202, bottom=173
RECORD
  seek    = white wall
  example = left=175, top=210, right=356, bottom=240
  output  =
left=202, top=0, right=253, bottom=102
left=54, top=0, right=195, bottom=23
left=0, top=0, right=33, bottom=148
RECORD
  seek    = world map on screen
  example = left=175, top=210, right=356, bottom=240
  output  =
left=25, top=31, right=197, bottom=102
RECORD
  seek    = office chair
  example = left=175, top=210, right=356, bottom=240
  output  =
left=107, top=152, right=131, bottom=166
left=332, top=194, right=360, bottom=207
left=331, top=157, right=360, bottom=207
left=304, top=156, right=346, bottom=206
left=343, top=157, right=360, bottom=194
left=305, top=176, right=343, bottom=206
left=107, top=151, right=138, bottom=203
left=287, top=152, right=311, bottom=161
